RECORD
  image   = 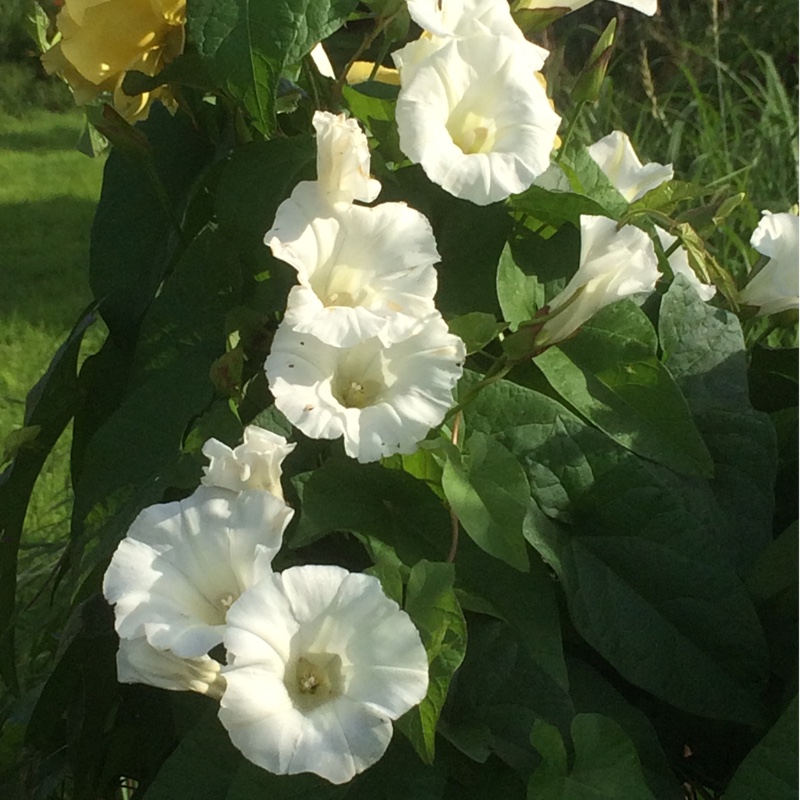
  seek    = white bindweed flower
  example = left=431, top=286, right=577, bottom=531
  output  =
left=656, top=229, right=716, bottom=301
left=393, top=33, right=561, bottom=206
left=117, top=637, right=226, bottom=699
left=265, top=314, right=465, bottom=463
left=266, top=183, right=440, bottom=347
left=313, top=110, right=381, bottom=207
left=535, top=215, right=660, bottom=347
left=405, top=0, right=549, bottom=70
left=201, top=426, right=295, bottom=499
left=218, top=564, right=429, bottom=784
left=514, top=0, right=657, bottom=15
left=587, top=130, right=673, bottom=203
left=740, top=211, right=800, bottom=316
left=103, top=486, right=293, bottom=658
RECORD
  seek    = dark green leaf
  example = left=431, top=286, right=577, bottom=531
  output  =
left=187, top=0, right=358, bottom=133
left=627, top=180, right=707, bottom=217
left=528, top=714, right=658, bottom=799
left=660, top=277, right=777, bottom=570
left=442, top=432, right=530, bottom=571
left=90, top=104, right=213, bottom=337
left=725, top=696, right=798, bottom=800
left=456, top=537, right=569, bottom=702
left=461, top=376, right=769, bottom=723
left=447, top=312, right=501, bottom=355
left=142, top=707, right=239, bottom=800
left=512, top=143, right=628, bottom=226
left=0, top=307, right=94, bottom=691
left=442, top=615, right=572, bottom=774
left=510, top=184, right=609, bottom=229
left=386, top=165, right=511, bottom=317
left=71, top=229, right=242, bottom=579
left=535, top=300, right=713, bottom=477
left=566, top=658, right=682, bottom=800
left=496, top=243, right=540, bottom=331
left=215, top=137, right=315, bottom=294
left=397, top=561, right=466, bottom=764
left=294, top=458, right=449, bottom=560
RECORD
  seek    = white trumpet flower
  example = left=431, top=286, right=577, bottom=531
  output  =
left=535, top=215, right=660, bottom=347
left=265, top=314, right=465, bottom=463
left=405, top=0, right=549, bottom=70
left=741, top=211, right=800, bottom=316
left=103, top=486, right=293, bottom=658
left=201, top=426, right=295, bottom=500
left=266, top=184, right=440, bottom=347
left=116, top=637, right=226, bottom=699
left=393, top=33, right=560, bottom=206
left=587, top=130, right=673, bottom=203
left=514, top=0, right=657, bottom=16
left=219, top=565, right=429, bottom=784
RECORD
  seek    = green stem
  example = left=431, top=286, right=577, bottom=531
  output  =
left=444, top=358, right=512, bottom=424
left=556, top=99, right=585, bottom=164
left=143, top=160, right=187, bottom=249
left=332, top=8, right=404, bottom=106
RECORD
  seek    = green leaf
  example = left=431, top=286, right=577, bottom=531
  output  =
left=512, top=142, right=628, bottom=226
left=461, top=376, right=769, bottom=724
left=558, top=144, right=630, bottom=219
left=90, top=104, right=213, bottom=338
left=343, top=84, right=404, bottom=165
left=442, top=432, right=530, bottom=571
left=626, top=180, right=707, bottom=217
left=566, top=658, right=681, bottom=799
left=528, top=714, right=658, bottom=799
left=397, top=561, right=466, bottom=764
left=725, top=696, right=798, bottom=800
left=447, top=312, right=502, bottom=355
left=744, top=522, right=798, bottom=683
left=660, top=277, right=777, bottom=571
left=496, top=243, right=540, bottom=330
left=0, top=307, right=94, bottom=692
left=71, top=229, right=242, bottom=579
left=456, top=536, right=569, bottom=702
left=746, top=522, right=798, bottom=606
left=187, top=0, right=358, bottom=133
left=442, top=616, right=572, bottom=773
left=535, top=300, right=714, bottom=477
left=295, top=458, right=449, bottom=561
left=496, top=225, right=580, bottom=330
left=215, top=137, right=315, bottom=295
left=141, top=707, right=239, bottom=800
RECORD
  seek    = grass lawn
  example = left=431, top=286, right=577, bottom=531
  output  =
left=0, top=108, right=105, bottom=606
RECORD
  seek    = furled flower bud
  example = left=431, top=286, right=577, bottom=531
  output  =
left=740, top=211, right=800, bottom=316
left=201, top=426, right=295, bottom=500
left=535, top=215, right=660, bottom=347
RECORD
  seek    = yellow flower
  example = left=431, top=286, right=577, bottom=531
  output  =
left=42, top=0, right=186, bottom=123
left=345, top=61, right=401, bottom=87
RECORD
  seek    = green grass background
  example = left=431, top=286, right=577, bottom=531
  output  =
left=0, top=109, right=104, bottom=657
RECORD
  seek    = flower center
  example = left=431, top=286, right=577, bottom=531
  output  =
left=287, top=653, right=343, bottom=710
left=329, top=340, right=391, bottom=409
left=447, top=110, right=497, bottom=155
left=312, top=263, right=374, bottom=309
left=332, top=378, right=384, bottom=409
